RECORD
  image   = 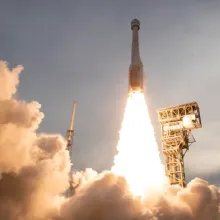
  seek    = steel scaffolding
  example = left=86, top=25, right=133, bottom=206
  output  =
left=157, top=102, right=202, bottom=187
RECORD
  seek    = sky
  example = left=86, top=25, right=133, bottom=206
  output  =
left=0, top=0, right=220, bottom=186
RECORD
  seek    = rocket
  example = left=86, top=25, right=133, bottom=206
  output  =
left=129, top=19, right=144, bottom=93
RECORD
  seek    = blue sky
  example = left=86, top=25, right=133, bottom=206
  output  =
left=1, top=0, right=220, bottom=185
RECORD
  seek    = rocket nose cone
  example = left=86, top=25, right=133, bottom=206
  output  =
left=131, top=19, right=140, bottom=30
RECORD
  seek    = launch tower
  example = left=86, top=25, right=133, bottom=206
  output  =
left=157, top=102, right=202, bottom=187
left=66, top=101, right=77, bottom=197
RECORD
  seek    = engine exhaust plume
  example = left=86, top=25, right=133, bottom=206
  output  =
left=112, top=91, right=166, bottom=196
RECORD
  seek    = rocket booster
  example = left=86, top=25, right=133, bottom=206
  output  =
left=129, top=19, right=144, bottom=93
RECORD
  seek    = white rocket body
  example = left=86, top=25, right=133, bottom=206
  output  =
left=129, top=19, right=144, bottom=93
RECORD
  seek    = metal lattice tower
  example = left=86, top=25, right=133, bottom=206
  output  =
left=66, top=101, right=77, bottom=197
left=157, top=102, right=202, bottom=187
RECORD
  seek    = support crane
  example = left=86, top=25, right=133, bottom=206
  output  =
left=157, top=102, right=202, bottom=187
left=66, top=101, right=77, bottom=197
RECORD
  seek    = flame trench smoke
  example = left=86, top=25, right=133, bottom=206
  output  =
left=0, top=60, right=220, bottom=220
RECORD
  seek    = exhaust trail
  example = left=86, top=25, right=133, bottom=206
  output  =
left=111, top=91, right=166, bottom=196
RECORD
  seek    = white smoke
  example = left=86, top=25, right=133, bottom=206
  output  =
left=0, top=61, right=70, bottom=220
left=58, top=174, right=220, bottom=220
left=0, top=60, right=219, bottom=220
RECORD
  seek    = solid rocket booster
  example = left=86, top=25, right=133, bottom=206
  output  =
left=129, top=19, right=144, bottom=93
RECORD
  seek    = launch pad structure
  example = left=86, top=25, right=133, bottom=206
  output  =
left=157, top=102, right=202, bottom=187
left=66, top=101, right=77, bottom=197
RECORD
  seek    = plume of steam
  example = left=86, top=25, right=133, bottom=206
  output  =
left=58, top=174, right=220, bottom=220
left=0, top=61, right=22, bottom=100
left=0, top=61, right=70, bottom=220
left=0, top=60, right=220, bottom=220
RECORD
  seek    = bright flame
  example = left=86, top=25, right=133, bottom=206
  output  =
left=112, top=91, right=166, bottom=196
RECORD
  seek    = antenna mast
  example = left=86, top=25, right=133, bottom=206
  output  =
left=66, top=101, right=77, bottom=197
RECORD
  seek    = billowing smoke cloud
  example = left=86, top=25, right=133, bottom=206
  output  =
left=0, top=61, right=70, bottom=220
left=0, top=60, right=220, bottom=220
left=58, top=174, right=220, bottom=220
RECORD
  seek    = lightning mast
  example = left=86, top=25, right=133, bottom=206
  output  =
left=157, top=102, right=202, bottom=187
left=66, top=101, right=77, bottom=197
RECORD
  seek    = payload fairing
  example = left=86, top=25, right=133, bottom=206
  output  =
left=129, top=19, right=144, bottom=93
